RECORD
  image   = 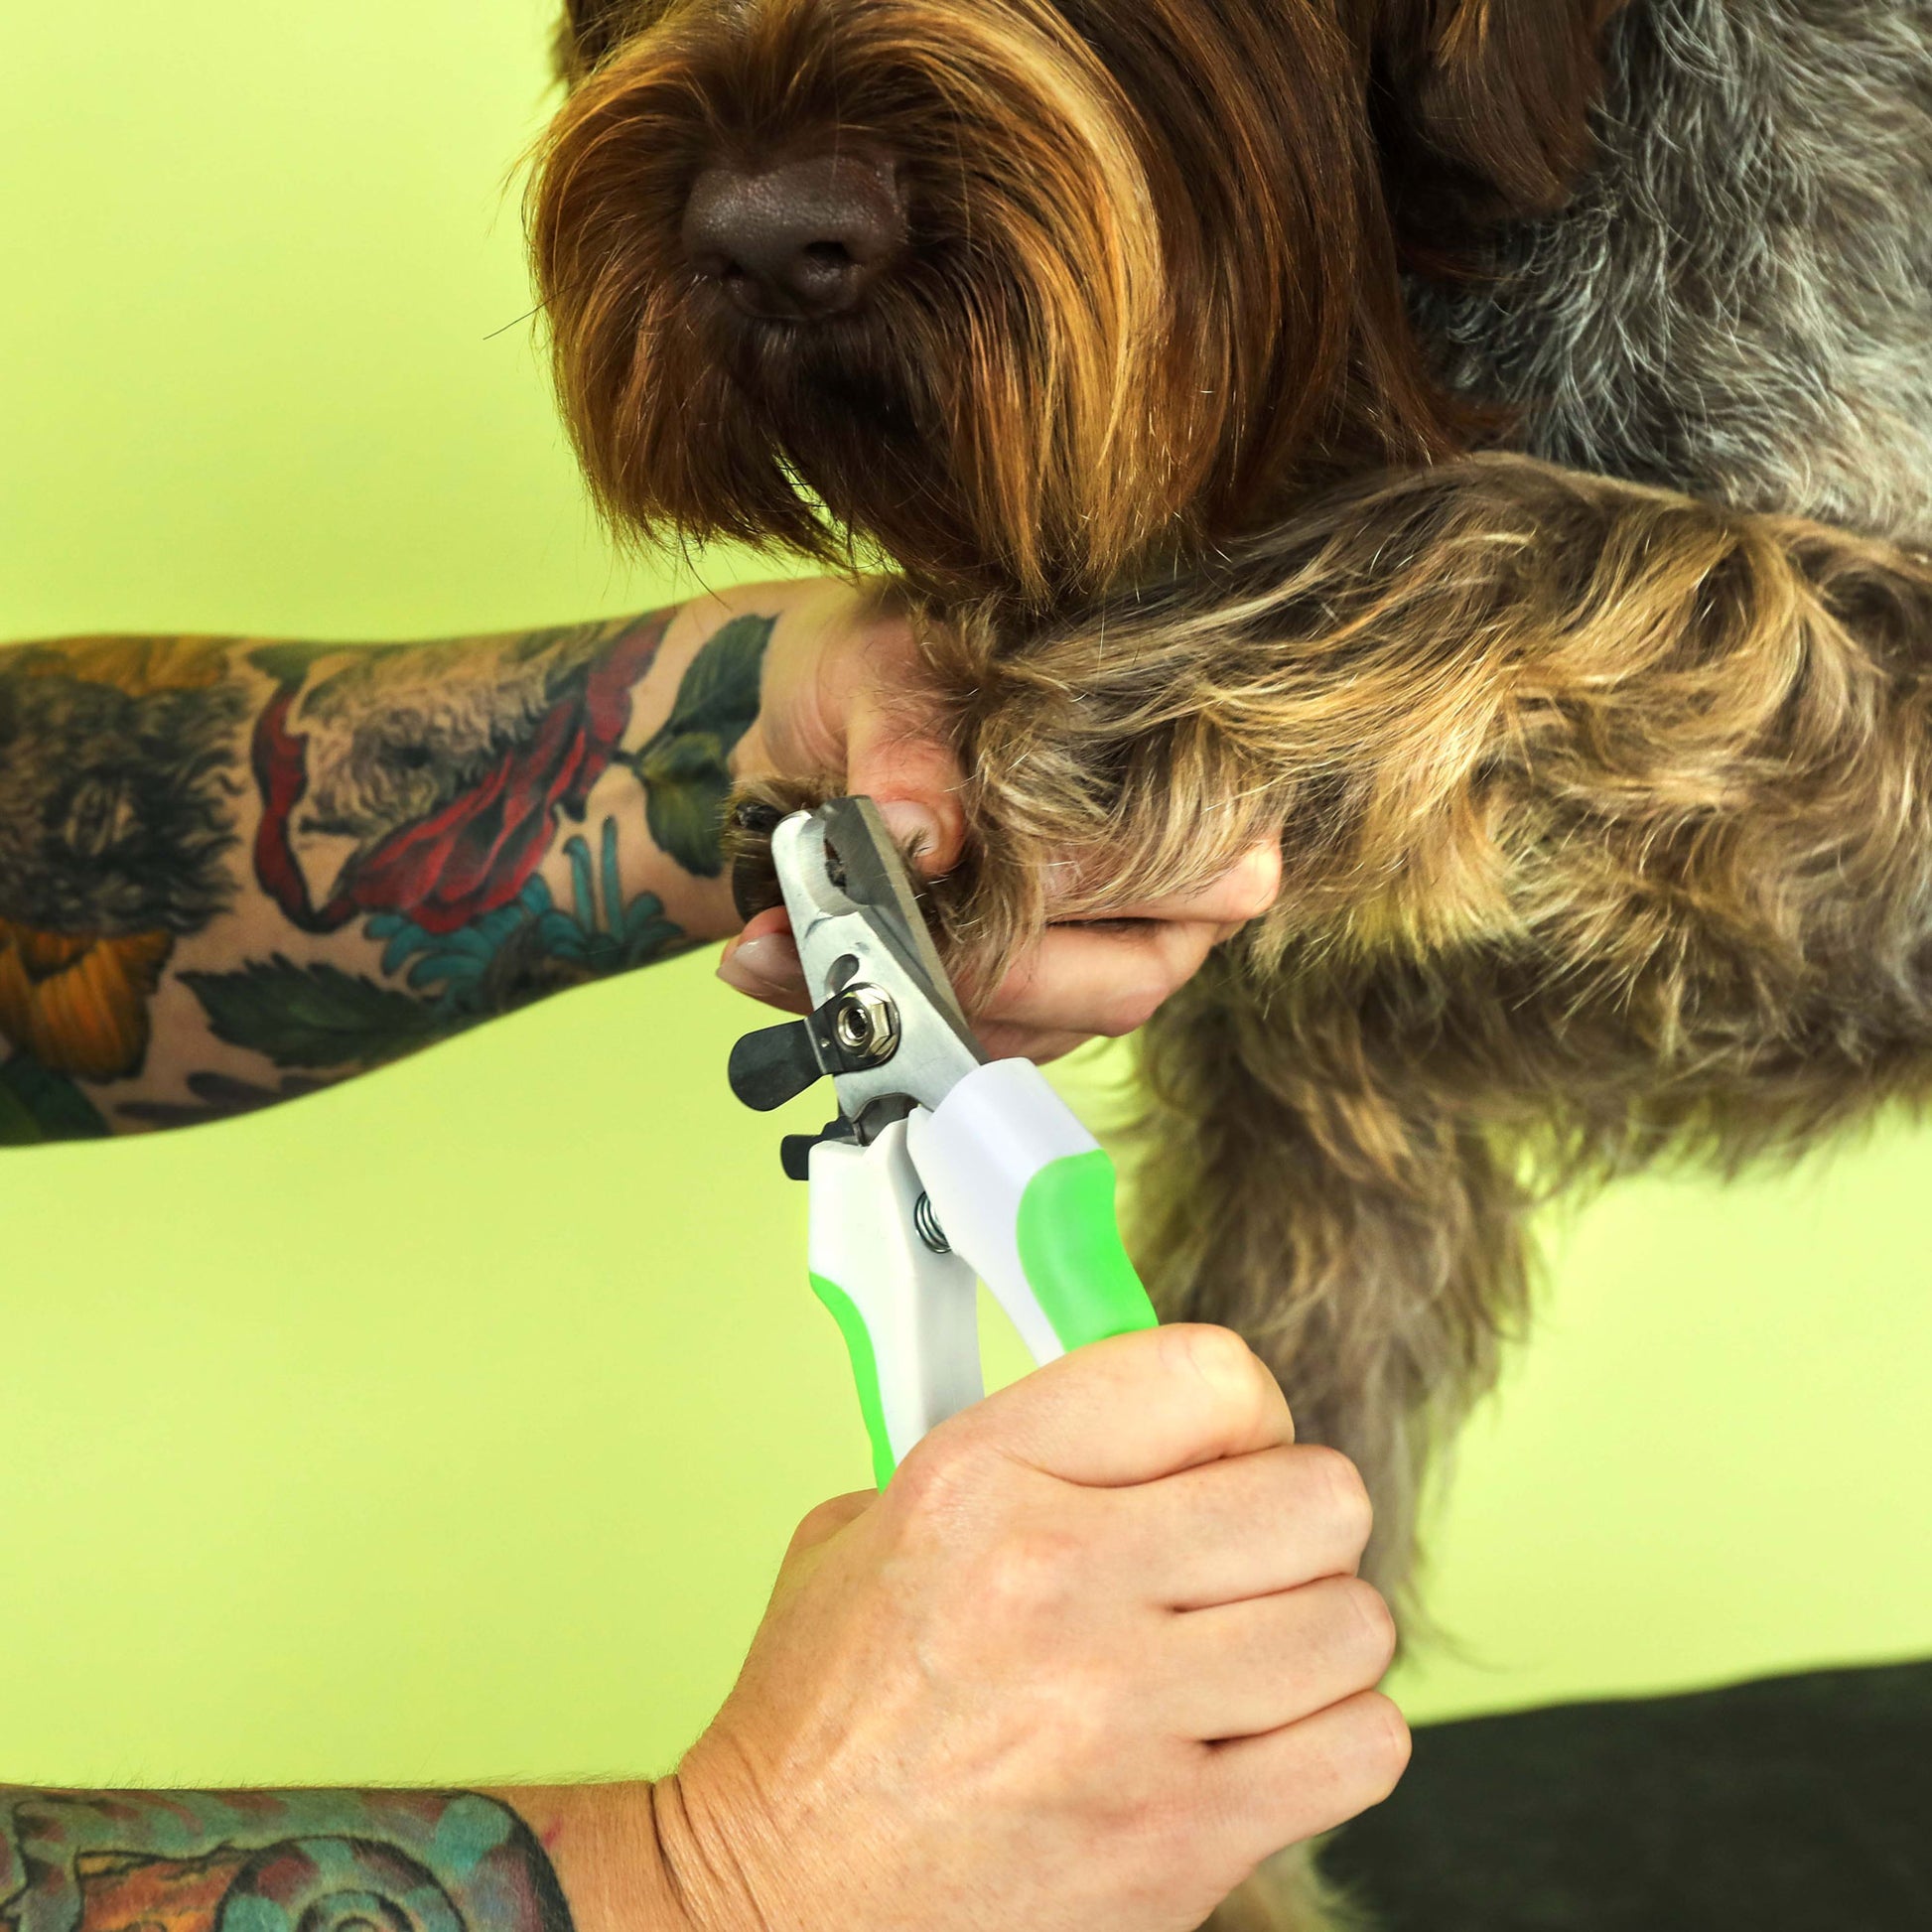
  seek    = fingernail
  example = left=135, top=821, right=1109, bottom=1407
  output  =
left=717, top=934, right=803, bottom=1000
left=877, top=799, right=944, bottom=868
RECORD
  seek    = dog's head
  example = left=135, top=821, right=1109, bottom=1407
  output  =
left=534, top=0, right=1617, bottom=608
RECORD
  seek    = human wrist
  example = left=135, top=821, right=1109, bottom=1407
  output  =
left=640, top=1753, right=801, bottom=1932
left=487, top=1779, right=713, bottom=1932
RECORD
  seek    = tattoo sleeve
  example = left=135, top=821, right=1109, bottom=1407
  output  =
left=0, top=1784, right=678, bottom=1932
left=0, top=598, right=784, bottom=1144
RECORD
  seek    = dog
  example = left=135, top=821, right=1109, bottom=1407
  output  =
left=534, top=0, right=1620, bottom=608
left=534, top=0, right=1931, bottom=565
left=531, top=3, right=1932, bottom=1925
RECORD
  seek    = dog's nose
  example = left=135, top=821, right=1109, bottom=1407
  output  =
left=683, top=153, right=905, bottom=322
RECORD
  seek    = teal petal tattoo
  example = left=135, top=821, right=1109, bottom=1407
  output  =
left=361, top=817, right=689, bottom=1018
left=0, top=1788, right=571, bottom=1932
left=533, top=824, right=687, bottom=973
left=628, top=613, right=774, bottom=877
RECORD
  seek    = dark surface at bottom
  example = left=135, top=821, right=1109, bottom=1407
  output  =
left=1318, top=1659, right=1932, bottom=1931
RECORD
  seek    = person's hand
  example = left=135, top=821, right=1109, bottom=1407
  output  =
left=722, top=578, right=1282, bottom=1059
left=647, top=1325, right=1408, bottom=1932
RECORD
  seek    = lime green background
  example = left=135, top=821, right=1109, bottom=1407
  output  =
left=1, top=1, right=1926, bottom=1789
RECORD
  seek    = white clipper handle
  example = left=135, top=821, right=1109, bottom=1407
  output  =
left=906, top=1058, right=1127, bottom=1368
left=806, top=1115, right=984, bottom=1486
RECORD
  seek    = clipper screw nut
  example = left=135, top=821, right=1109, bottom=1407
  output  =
left=832, top=984, right=900, bottom=1065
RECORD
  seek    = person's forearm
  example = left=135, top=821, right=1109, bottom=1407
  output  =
left=0, top=581, right=850, bottom=1143
left=0, top=1781, right=698, bottom=1932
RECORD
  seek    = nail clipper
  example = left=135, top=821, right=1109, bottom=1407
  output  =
left=727, top=796, right=1159, bottom=1486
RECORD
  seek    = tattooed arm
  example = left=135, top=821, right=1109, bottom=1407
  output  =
left=0, top=573, right=1281, bottom=1143
left=0, top=580, right=894, bottom=1142
left=0, top=1785, right=681, bottom=1932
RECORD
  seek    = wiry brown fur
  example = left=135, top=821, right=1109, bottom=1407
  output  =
left=922, top=454, right=1932, bottom=1593
left=534, top=0, right=1618, bottom=608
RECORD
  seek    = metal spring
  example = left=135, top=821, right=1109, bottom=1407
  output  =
left=913, top=1191, right=951, bottom=1254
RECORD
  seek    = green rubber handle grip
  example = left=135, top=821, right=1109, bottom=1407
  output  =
left=808, top=1271, right=897, bottom=1490
left=1017, top=1149, right=1160, bottom=1350
left=808, top=1150, right=1155, bottom=1493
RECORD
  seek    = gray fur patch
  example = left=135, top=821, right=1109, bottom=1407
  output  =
left=1410, top=0, right=1932, bottom=544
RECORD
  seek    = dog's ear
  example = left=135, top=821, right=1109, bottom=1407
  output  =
left=1369, top=1, right=1626, bottom=235
left=552, top=0, right=648, bottom=86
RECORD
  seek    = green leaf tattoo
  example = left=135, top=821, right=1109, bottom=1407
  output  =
left=630, top=613, right=774, bottom=877
left=0, top=1054, right=110, bottom=1146
left=119, top=1070, right=329, bottom=1130
left=182, top=955, right=454, bottom=1069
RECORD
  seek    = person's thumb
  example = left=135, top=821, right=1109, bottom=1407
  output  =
left=785, top=1489, right=875, bottom=1560
left=843, top=699, right=966, bottom=877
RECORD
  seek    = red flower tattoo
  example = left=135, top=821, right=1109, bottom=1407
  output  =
left=251, top=614, right=670, bottom=937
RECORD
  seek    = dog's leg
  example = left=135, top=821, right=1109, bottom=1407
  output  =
left=1131, top=953, right=1531, bottom=1607
left=1125, top=958, right=1534, bottom=1932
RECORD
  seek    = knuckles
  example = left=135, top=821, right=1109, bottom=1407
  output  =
left=1163, top=1323, right=1284, bottom=1437
left=1102, top=1773, right=1223, bottom=1882
left=974, top=1516, right=1091, bottom=1624
left=883, top=1431, right=999, bottom=1551
left=1353, top=1692, right=1415, bottom=1802
left=1292, top=1693, right=1413, bottom=1835
left=1166, top=1321, right=1258, bottom=1391
left=1297, top=1443, right=1374, bottom=1553
left=1333, top=1576, right=1400, bottom=1681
